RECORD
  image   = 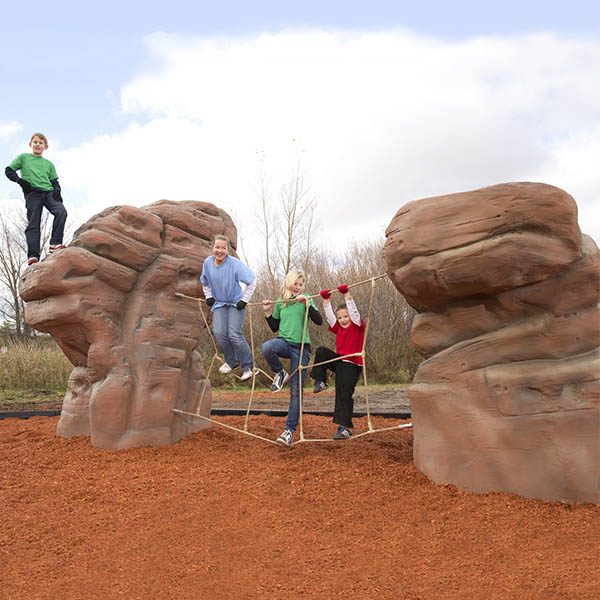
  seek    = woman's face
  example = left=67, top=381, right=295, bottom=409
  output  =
left=212, top=239, right=229, bottom=263
left=291, top=277, right=304, bottom=295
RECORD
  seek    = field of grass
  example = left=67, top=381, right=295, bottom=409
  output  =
left=0, top=340, right=71, bottom=387
left=0, top=339, right=411, bottom=410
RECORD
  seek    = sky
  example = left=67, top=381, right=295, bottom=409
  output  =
left=1, top=0, right=599, bottom=264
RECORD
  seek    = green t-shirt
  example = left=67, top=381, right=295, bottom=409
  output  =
left=273, top=297, right=317, bottom=344
left=9, top=153, right=57, bottom=191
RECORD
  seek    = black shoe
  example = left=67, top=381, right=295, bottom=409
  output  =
left=333, top=426, right=352, bottom=440
left=313, top=380, right=327, bottom=393
left=271, top=369, right=289, bottom=392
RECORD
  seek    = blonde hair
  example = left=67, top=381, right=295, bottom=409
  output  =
left=30, top=133, right=48, bottom=146
left=281, top=271, right=305, bottom=305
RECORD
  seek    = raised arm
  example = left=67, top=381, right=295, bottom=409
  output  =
left=338, top=284, right=361, bottom=325
left=345, top=295, right=361, bottom=325
left=319, top=289, right=336, bottom=327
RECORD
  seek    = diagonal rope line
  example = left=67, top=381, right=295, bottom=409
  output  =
left=173, top=272, right=412, bottom=446
left=296, top=296, right=311, bottom=443
left=361, top=276, right=377, bottom=433
left=172, top=408, right=281, bottom=445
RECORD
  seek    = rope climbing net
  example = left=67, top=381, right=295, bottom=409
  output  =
left=172, top=273, right=412, bottom=446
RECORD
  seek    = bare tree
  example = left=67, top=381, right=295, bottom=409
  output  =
left=255, top=167, right=275, bottom=281
left=0, top=206, right=74, bottom=337
left=243, top=153, right=424, bottom=382
left=255, top=158, right=320, bottom=281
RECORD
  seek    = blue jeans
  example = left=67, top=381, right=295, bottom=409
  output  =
left=262, top=338, right=311, bottom=431
left=211, top=305, right=253, bottom=370
left=25, top=190, right=68, bottom=259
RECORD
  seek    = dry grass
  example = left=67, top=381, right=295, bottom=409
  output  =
left=0, top=339, right=72, bottom=390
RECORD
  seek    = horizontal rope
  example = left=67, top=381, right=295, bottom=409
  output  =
left=173, top=407, right=412, bottom=447
left=174, top=271, right=410, bottom=447
left=175, top=272, right=389, bottom=306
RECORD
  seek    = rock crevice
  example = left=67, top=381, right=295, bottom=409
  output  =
left=21, top=200, right=236, bottom=450
left=384, top=182, right=599, bottom=503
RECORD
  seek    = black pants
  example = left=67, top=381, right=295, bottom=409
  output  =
left=25, top=190, right=68, bottom=260
left=310, top=346, right=362, bottom=429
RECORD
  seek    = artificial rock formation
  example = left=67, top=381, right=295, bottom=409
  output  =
left=20, top=200, right=236, bottom=450
left=384, top=182, right=599, bottom=503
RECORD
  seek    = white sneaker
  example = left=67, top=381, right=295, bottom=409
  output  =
left=218, top=363, right=233, bottom=374
left=240, top=368, right=254, bottom=381
left=276, top=429, right=293, bottom=446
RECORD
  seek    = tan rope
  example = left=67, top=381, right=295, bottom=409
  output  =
left=243, top=306, right=257, bottom=433
left=293, top=423, right=413, bottom=445
left=361, top=277, right=378, bottom=433
left=175, top=272, right=389, bottom=306
left=173, top=408, right=280, bottom=445
left=173, top=272, right=412, bottom=446
left=296, top=296, right=312, bottom=443
left=173, top=408, right=411, bottom=448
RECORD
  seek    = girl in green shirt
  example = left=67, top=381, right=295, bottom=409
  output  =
left=261, top=271, right=323, bottom=446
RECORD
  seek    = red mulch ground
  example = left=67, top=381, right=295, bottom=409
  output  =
left=1, top=415, right=599, bottom=599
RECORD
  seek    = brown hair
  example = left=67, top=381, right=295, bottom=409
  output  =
left=30, top=133, right=49, bottom=146
left=212, top=234, right=230, bottom=247
left=335, top=303, right=348, bottom=314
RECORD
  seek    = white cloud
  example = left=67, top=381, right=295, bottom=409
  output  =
left=55, top=28, right=600, bottom=262
left=531, top=124, right=600, bottom=240
left=0, top=121, right=23, bottom=141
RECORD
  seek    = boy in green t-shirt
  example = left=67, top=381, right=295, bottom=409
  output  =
left=5, top=132, right=68, bottom=266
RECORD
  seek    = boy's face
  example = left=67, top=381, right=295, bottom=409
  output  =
left=336, top=308, right=351, bottom=328
left=30, top=136, right=47, bottom=156
left=212, top=239, right=229, bottom=263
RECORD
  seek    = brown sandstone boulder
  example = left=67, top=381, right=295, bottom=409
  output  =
left=20, top=200, right=236, bottom=450
left=384, top=182, right=600, bottom=503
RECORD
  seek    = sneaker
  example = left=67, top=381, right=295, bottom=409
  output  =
left=48, top=244, right=66, bottom=253
left=313, top=380, right=328, bottom=394
left=276, top=429, right=293, bottom=446
left=239, top=368, right=255, bottom=381
left=27, top=257, right=39, bottom=266
left=333, top=426, right=352, bottom=440
left=271, top=369, right=289, bottom=392
left=218, top=363, right=233, bottom=374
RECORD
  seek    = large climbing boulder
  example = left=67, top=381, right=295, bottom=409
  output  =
left=384, top=182, right=599, bottom=503
left=20, top=200, right=236, bottom=450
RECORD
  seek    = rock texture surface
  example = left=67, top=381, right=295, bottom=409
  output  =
left=20, top=200, right=237, bottom=450
left=384, top=182, right=600, bottom=503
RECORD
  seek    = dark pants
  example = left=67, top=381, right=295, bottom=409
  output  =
left=25, top=190, right=67, bottom=259
left=310, top=346, right=362, bottom=429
